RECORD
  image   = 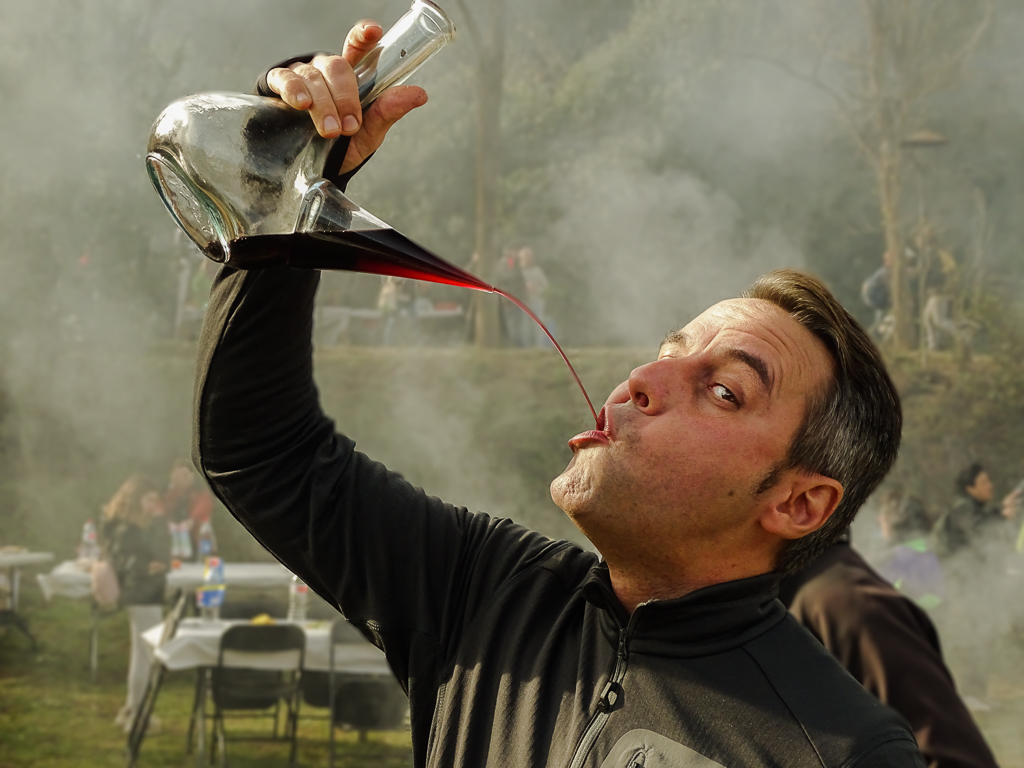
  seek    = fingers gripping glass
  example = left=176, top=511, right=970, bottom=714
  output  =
left=144, top=1, right=457, bottom=275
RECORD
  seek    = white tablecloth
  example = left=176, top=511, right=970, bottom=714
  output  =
left=36, top=559, right=93, bottom=600
left=0, top=551, right=55, bottom=569
left=143, top=617, right=392, bottom=674
left=0, top=551, right=54, bottom=607
left=37, top=560, right=294, bottom=602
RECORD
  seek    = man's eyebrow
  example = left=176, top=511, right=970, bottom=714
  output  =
left=723, top=348, right=774, bottom=398
left=660, top=330, right=774, bottom=398
left=660, top=329, right=689, bottom=349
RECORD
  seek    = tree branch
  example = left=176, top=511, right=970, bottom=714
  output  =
left=741, top=52, right=879, bottom=167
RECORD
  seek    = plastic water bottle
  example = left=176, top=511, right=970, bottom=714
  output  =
left=287, top=575, right=309, bottom=623
left=79, top=519, right=100, bottom=560
left=197, top=520, right=216, bottom=558
left=196, top=556, right=226, bottom=621
left=169, top=522, right=193, bottom=562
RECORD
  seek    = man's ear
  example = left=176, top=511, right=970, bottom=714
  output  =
left=758, top=471, right=844, bottom=540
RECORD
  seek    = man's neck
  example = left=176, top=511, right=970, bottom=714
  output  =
left=607, top=553, right=775, bottom=615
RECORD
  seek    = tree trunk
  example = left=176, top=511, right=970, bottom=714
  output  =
left=466, top=0, right=506, bottom=348
left=875, top=146, right=915, bottom=350
left=471, top=48, right=504, bottom=347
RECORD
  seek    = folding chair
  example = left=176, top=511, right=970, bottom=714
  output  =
left=204, top=624, right=305, bottom=768
left=125, top=590, right=188, bottom=768
left=184, top=598, right=289, bottom=761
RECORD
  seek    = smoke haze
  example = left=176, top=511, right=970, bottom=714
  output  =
left=1, top=0, right=1023, bottom=760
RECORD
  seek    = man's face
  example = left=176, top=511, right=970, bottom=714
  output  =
left=966, top=471, right=994, bottom=503
left=550, top=298, right=833, bottom=564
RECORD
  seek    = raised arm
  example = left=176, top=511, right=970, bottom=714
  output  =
left=189, top=26, right=565, bottom=686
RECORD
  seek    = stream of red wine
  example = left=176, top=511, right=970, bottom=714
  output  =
left=493, top=289, right=599, bottom=425
left=219, top=229, right=599, bottom=426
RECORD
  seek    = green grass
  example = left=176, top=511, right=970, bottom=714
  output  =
left=3, top=581, right=1024, bottom=766
left=0, top=590, right=411, bottom=768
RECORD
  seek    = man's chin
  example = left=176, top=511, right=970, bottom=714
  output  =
left=549, top=459, right=593, bottom=518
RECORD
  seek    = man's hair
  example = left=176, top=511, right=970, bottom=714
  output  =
left=955, top=462, right=985, bottom=495
left=744, top=270, right=902, bottom=573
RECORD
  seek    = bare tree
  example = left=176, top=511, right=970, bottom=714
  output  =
left=456, top=0, right=506, bottom=346
left=760, top=0, right=993, bottom=349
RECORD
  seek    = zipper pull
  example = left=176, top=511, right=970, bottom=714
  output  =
left=596, top=680, right=621, bottom=713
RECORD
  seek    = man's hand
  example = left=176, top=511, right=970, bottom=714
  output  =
left=265, top=21, right=428, bottom=176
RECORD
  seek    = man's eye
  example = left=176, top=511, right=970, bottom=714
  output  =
left=711, top=384, right=737, bottom=404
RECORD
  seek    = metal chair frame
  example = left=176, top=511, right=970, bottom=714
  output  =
left=124, top=590, right=189, bottom=768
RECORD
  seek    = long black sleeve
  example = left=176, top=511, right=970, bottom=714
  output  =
left=192, top=261, right=563, bottom=689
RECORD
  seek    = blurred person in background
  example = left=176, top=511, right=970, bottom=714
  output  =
left=377, top=276, right=417, bottom=346
left=860, top=251, right=893, bottom=342
left=1008, top=462, right=1024, bottom=552
left=932, top=463, right=1020, bottom=558
left=377, top=275, right=400, bottom=345
left=496, top=246, right=527, bottom=346
left=780, top=530, right=997, bottom=768
left=100, top=475, right=169, bottom=733
left=518, top=245, right=551, bottom=348
left=877, top=488, right=945, bottom=610
left=162, top=457, right=214, bottom=558
left=932, top=462, right=1020, bottom=711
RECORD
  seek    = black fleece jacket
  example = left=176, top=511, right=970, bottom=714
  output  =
left=191, top=125, right=923, bottom=765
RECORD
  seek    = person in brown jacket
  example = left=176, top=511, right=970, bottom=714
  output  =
left=780, top=539, right=999, bottom=768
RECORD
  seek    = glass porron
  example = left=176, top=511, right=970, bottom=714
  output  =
left=145, top=0, right=456, bottom=263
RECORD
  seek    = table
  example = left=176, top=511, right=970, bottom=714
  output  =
left=37, top=560, right=295, bottom=601
left=38, top=559, right=296, bottom=680
left=143, top=618, right=391, bottom=674
left=0, top=550, right=54, bottom=650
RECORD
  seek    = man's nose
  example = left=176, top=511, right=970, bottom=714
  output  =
left=627, top=359, right=673, bottom=412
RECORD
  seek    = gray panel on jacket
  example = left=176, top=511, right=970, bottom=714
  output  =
left=601, top=729, right=727, bottom=768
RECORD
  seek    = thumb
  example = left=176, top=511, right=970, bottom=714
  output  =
left=341, top=85, right=428, bottom=175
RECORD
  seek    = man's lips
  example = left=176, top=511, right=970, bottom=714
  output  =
left=568, top=407, right=611, bottom=450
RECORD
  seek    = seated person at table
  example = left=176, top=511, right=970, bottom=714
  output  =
left=100, top=475, right=170, bottom=732
left=162, top=457, right=215, bottom=558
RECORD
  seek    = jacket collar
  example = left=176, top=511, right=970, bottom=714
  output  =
left=581, top=562, right=786, bottom=658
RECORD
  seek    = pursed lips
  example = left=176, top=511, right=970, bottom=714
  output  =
left=568, top=406, right=612, bottom=451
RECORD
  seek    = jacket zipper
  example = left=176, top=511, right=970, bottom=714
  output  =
left=566, top=619, right=633, bottom=768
